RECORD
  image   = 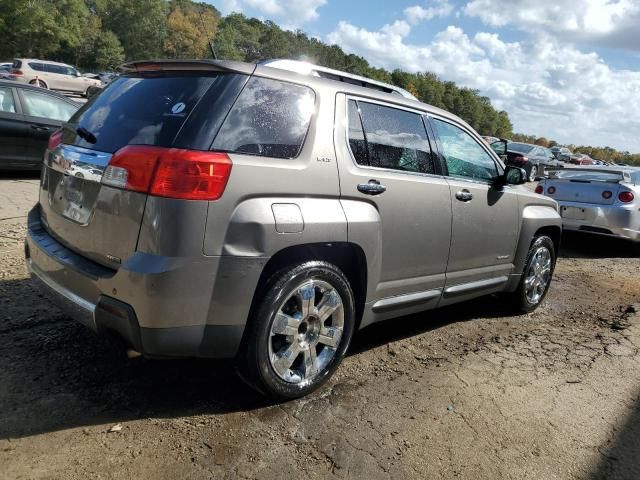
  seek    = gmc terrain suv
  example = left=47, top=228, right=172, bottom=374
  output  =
left=25, top=59, right=561, bottom=399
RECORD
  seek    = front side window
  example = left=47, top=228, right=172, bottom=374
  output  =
left=213, top=77, right=315, bottom=159
left=349, top=99, right=435, bottom=174
left=0, top=87, right=16, bottom=113
left=21, top=89, right=77, bottom=121
left=432, top=118, right=498, bottom=182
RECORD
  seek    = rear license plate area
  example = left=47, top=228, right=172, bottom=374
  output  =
left=561, top=206, right=586, bottom=220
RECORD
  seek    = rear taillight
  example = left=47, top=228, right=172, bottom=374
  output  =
left=602, top=190, right=612, bottom=199
left=547, top=186, right=556, bottom=194
left=47, top=129, right=63, bottom=150
left=102, top=146, right=232, bottom=201
left=514, top=155, right=528, bottom=164
left=11, top=69, right=23, bottom=76
left=535, top=185, right=544, bottom=194
left=619, top=191, right=634, bottom=203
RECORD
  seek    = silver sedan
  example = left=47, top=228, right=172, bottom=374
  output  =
left=537, top=167, right=640, bottom=242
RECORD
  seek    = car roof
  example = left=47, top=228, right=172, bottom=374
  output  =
left=15, top=58, right=73, bottom=67
left=0, top=79, right=80, bottom=105
left=119, top=59, right=469, bottom=129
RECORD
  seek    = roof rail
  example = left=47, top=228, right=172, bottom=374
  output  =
left=259, top=59, right=418, bottom=100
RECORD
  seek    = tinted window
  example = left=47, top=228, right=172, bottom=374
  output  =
left=70, top=74, right=221, bottom=153
left=432, top=118, right=498, bottom=181
left=213, top=77, right=315, bottom=159
left=356, top=100, right=435, bottom=174
left=508, top=142, right=535, bottom=154
left=12, top=60, right=22, bottom=69
left=21, top=89, right=78, bottom=121
left=347, top=100, right=367, bottom=165
left=0, top=87, right=16, bottom=113
left=28, top=62, right=44, bottom=72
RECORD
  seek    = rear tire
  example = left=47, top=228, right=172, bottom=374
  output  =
left=29, top=79, right=47, bottom=89
left=240, top=261, right=356, bottom=400
left=509, top=235, right=556, bottom=313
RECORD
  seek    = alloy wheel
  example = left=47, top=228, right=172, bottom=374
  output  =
left=268, top=279, right=344, bottom=386
left=524, top=246, right=552, bottom=305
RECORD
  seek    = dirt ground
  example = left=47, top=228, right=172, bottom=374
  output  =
left=1, top=174, right=640, bottom=480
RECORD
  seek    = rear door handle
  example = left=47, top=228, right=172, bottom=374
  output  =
left=455, top=189, right=473, bottom=202
left=357, top=180, right=387, bottom=196
left=30, top=124, right=52, bottom=131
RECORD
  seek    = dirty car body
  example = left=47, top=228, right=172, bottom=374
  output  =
left=25, top=59, right=562, bottom=398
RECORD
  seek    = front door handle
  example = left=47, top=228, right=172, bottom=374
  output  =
left=455, top=189, right=473, bottom=202
left=357, top=180, right=387, bottom=196
left=30, top=124, right=52, bottom=131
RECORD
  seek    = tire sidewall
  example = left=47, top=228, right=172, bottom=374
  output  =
left=247, top=261, right=356, bottom=400
left=518, top=235, right=556, bottom=312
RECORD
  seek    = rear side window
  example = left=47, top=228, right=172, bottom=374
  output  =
left=347, top=100, right=368, bottom=165
left=0, top=87, right=16, bottom=113
left=70, top=74, right=224, bottom=153
left=348, top=99, right=435, bottom=174
left=21, top=89, right=78, bottom=121
left=12, top=60, right=22, bottom=69
left=213, top=77, right=315, bottom=159
left=28, top=62, right=43, bottom=72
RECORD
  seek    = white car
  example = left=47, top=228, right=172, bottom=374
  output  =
left=11, top=59, right=101, bottom=96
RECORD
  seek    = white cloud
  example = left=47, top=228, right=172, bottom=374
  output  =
left=327, top=18, right=640, bottom=151
left=219, top=0, right=326, bottom=28
left=464, top=0, right=640, bottom=50
left=404, top=1, right=454, bottom=25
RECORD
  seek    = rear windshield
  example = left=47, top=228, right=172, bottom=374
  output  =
left=12, top=60, right=22, bottom=69
left=508, top=143, right=534, bottom=154
left=68, top=74, right=225, bottom=153
left=548, top=170, right=624, bottom=182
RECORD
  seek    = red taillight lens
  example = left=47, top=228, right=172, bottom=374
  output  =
left=103, top=145, right=161, bottom=193
left=619, top=191, right=634, bottom=203
left=535, top=185, right=544, bottom=194
left=151, top=150, right=231, bottom=200
left=514, top=155, right=528, bottom=164
left=602, top=190, right=612, bottom=199
left=12, top=69, right=23, bottom=76
left=103, top=146, right=232, bottom=200
left=47, top=129, right=63, bottom=150
left=547, top=186, right=556, bottom=194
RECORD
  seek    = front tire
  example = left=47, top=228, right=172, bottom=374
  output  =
left=240, top=261, right=356, bottom=400
left=510, top=235, right=556, bottom=313
left=528, top=165, right=538, bottom=182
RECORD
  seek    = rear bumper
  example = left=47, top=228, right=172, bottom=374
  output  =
left=558, top=201, right=640, bottom=242
left=25, top=205, right=267, bottom=358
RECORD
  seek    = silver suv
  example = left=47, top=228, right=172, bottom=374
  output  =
left=25, top=59, right=561, bottom=399
left=12, top=59, right=101, bottom=96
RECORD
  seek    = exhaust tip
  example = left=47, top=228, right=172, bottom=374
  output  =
left=126, top=349, right=142, bottom=359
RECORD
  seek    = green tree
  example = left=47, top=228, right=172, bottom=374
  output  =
left=94, top=30, right=125, bottom=70
left=164, top=1, right=219, bottom=59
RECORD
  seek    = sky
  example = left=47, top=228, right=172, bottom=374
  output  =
left=213, top=0, right=640, bottom=152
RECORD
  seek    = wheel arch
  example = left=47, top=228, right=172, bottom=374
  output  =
left=244, top=242, right=368, bottom=338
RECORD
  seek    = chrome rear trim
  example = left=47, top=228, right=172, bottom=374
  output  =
left=372, top=289, right=442, bottom=312
left=47, top=144, right=112, bottom=183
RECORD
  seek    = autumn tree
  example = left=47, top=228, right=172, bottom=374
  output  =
left=164, top=1, right=219, bottom=59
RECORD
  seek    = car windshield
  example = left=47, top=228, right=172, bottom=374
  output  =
left=508, top=143, right=534, bottom=154
left=548, top=170, right=624, bottom=183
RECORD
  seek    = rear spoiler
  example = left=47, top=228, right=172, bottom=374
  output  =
left=118, top=59, right=256, bottom=76
left=544, top=167, right=633, bottom=183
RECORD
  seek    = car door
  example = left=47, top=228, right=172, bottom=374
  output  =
left=17, top=87, right=78, bottom=164
left=335, top=95, right=452, bottom=317
left=428, top=116, right=520, bottom=304
left=0, top=86, right=31, bottom=167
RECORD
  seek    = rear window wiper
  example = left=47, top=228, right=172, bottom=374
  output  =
left=76, top=127, right=97, bottom=144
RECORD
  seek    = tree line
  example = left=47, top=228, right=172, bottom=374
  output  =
left=0, top=0, right=636, bottom=161
left=512, top=134, right=640, bottom=165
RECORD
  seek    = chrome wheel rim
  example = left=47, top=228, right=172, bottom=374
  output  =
left=524, top=246, right=551, bottom=304
left=268, top=279, right=344, bottom=386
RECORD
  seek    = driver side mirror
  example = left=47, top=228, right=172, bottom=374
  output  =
left=504, top=165, right=527, bottom=185
left=489, top=138, right=508, bottom=158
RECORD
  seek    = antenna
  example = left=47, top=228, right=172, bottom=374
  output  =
left=198, top=7, right=217, bottom=59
